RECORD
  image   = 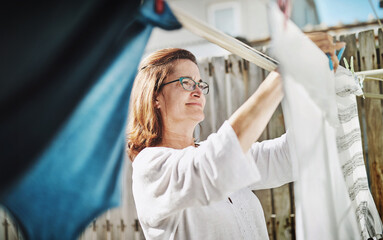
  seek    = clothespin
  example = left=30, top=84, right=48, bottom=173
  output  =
left=337, top=47, right=345, bottom=61
left=343, top=57, right=350, bottom=70
left=343, top=56, right=356, bottom=76
left=278, top=0, right=291, bottom=29
left=344, top=56, right=365, bottom=98
left=155, top=0, right=165, bottom=14
left=327, top=46, right=345, bottom=71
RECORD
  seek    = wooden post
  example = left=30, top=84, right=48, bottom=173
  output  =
left=243, top=59, right=250, bottom=99
left=0, top=208, right=6, bottom=240
left=92, top=220, right=97, bottom=240
left=255, top=186, right=273, bottom=240
left=288, top=183, right=295, bottom=239
left=96, top=214, right=106, bottom=240
left=339, top=34, right=368, bottom=166
left=248, top=62, right=268, bottom=141
left=359, top=30, right=383, bottom=218
left=197, top=58, right=213, bottom=140
left=267, top=105, right=293, bottom=240
left=247, top=58, right=264, bottom=98
left=2, top=218, right=9, bottom=240
left=211, top=56, right=228, bottom=130
left=254, top=68, right=275, bottom=240
left=225, top=58, right=232, bottom=118
left=124, top=160, right=141, bottom=240
left=109, top=208, right=121, bottom=240
left=377, top=29, right=383, bottom=107
left=117, top=218, right=127, bottom=240
left=132, top=219, right=142, bottom=240
left=228, top=54, right=246, bottom=113
left=339, top=34, right=360, bottom=71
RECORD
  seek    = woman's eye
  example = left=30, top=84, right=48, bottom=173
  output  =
left=183, top=80, right=193, bottom=87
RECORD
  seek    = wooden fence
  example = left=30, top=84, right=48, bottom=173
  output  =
left=340, top=29, right=383, bottom=224
left=1, top=28, right=383, bottom=240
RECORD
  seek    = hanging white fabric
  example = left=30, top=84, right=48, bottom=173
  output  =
left=267, top=2, right=360, bottom=239
left=335, top=66, right=383, bottom=239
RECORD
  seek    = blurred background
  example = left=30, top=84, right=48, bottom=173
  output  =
left=145, top=0, right=383, bottom=58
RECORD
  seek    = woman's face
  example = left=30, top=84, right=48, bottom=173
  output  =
left=156, top=59, right=206, bottom=125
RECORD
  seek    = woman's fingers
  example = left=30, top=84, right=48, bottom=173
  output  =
left=306, top=32, right=346, bottom=71
left=331, top=54, right=339, bottom=72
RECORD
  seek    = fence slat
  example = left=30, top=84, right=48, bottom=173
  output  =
left=228, top=54, right=246, bottom=113
left=247, top=60, right=264, bottom=98
left=1, top=208, right=8, bottom=240
left=267, top=105, right=293, bottom=240
left=254, top=67, right=274, bottom=239
left=254, top=189, right=273, bottom=239
left=211, top=56, right=228, bottom=130
left=359, top=30, right=383, bottom=218
left=378, top=29, right=383, bottom=109
left=340, top=33, right=369, bottom=171
left=198, top=58, right=213, bottom=141
left=339, top=34, right=360, bottom=72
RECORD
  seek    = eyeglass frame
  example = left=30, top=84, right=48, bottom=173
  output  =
left=161, top=77, right=209, bottom=95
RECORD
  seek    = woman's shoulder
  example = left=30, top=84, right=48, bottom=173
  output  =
left=134, top=146, right=171, bottom=161
left=132, top=145, right=199, bottom=179
left=133, top=145, right=194, bottom=166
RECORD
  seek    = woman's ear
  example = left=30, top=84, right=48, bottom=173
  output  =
left=155, top=98, right=160, bottom=109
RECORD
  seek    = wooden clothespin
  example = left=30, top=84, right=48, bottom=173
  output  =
left=343, top=56, right=364, bottom=90
left=344, top=56, right=364, bottom=88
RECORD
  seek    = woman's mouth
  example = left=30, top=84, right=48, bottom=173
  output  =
left=186, top=102, right=202, bottom=107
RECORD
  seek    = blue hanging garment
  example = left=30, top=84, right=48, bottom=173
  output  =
left=0, top=0, right=181, bottom=239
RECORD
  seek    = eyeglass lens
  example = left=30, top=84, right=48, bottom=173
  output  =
left=181, top=78, right=209, bottom=95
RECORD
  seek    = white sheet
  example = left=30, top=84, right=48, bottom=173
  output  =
left=268, top=3, right=360, bottom=239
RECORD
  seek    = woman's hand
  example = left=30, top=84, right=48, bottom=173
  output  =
left=306, top=32, right=346, bottom=72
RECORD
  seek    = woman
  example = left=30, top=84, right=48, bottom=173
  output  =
left=127, top=47, right=290, bottom=239
left=127, top=37, right=343, bottom=239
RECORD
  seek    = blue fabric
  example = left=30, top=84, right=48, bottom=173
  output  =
left=0, top=0, right=141, bottom=195
left=0, top=1, right=181, bottom=239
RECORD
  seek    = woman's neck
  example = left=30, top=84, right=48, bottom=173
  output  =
left=159, top=122, right=196, bottom=149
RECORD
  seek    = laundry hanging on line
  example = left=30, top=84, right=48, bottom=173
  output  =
left=268, top=2, right=360, bottom=239
left=334, top=66, right=383, bottom=239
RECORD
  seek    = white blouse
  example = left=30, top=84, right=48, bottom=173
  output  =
left=132, top=121, right=294, bottom=240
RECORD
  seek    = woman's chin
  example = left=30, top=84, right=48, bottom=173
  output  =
left=189, top=113, right=204, bottom=123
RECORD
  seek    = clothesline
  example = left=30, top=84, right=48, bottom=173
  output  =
left=169, top=4, right=383, bottom=101
left=168, top=3, right=279, bottom=72
left=356, top=69, right=383, bottom=76
left=355, top=69, right=383, bottom=100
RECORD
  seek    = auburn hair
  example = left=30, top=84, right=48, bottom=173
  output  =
left=126, top=48, right=198, bottom=161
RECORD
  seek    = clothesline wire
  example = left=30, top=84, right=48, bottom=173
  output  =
left=356, top=69, right=383, bottom=76
left=368, top=0, right=383, bottom=31
left=168, top=3, right=279, bottom=72
left=169, top=3, right=383, bottom=100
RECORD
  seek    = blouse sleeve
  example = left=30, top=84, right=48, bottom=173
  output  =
left=247, top=131, right=296, bottom=190
left=132, top=121, right=261, bottom=226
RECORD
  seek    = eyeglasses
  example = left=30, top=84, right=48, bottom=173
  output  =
left=161, top=77, right=209, bottom=95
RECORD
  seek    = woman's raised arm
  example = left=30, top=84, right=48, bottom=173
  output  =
left=229, top=71, right=283, bottom=153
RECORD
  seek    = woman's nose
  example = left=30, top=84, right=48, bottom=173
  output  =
left=192, top=86, right=202, bottom=97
